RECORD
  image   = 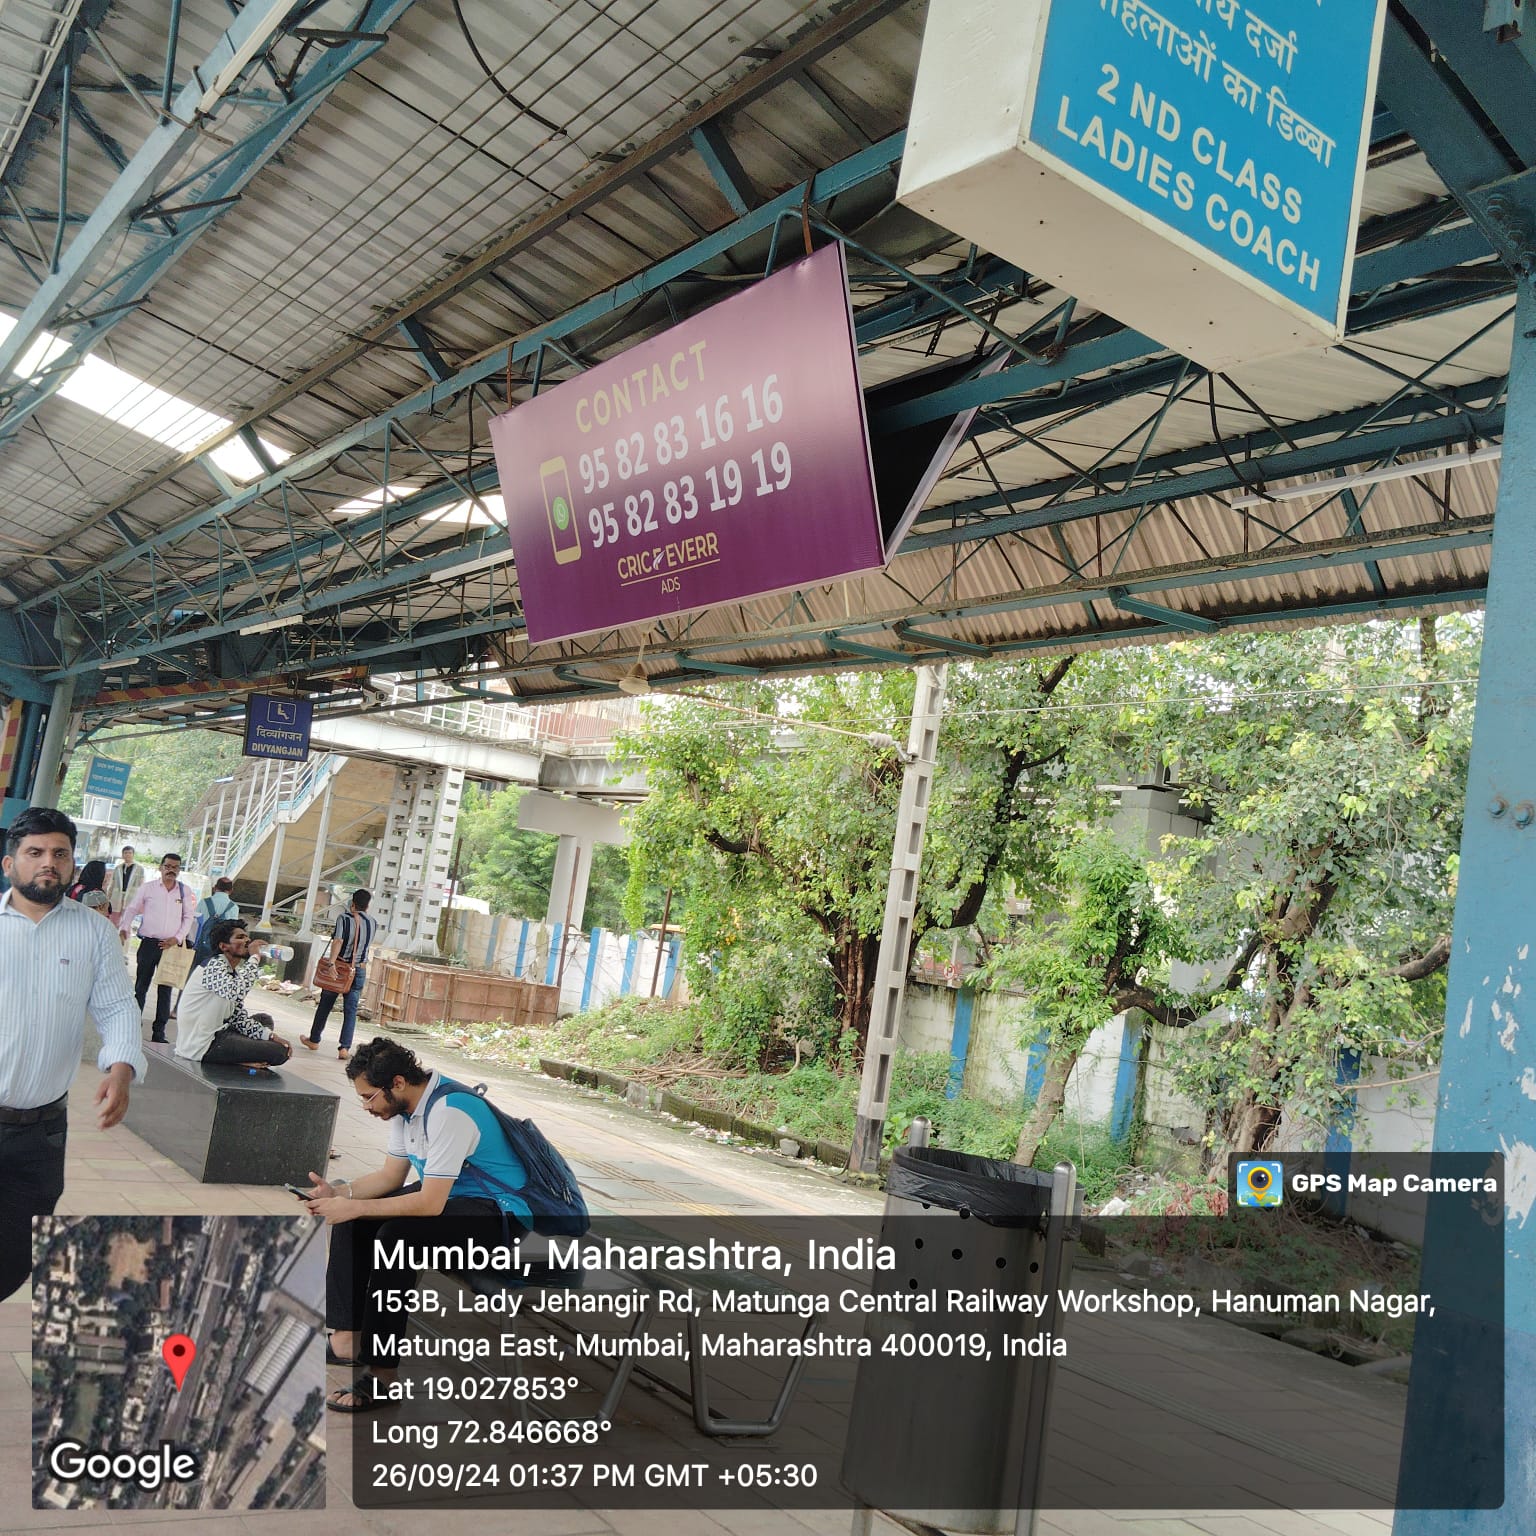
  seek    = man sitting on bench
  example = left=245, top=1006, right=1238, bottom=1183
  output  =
left=303, top=1036, right=533, bottom=1413
left=174, top=918, right=293, bottom=1068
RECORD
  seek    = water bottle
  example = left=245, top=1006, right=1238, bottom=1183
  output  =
left=264, top=943, right=296, bottom=963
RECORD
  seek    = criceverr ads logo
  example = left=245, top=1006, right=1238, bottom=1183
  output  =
left=1235, top=1159, right=1283, bottom=1208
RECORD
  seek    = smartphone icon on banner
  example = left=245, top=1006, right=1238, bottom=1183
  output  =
left=541, top=456, right=581, bottom=564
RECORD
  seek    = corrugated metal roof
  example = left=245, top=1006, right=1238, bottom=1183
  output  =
left=0, top=0, right=1515, bottom=718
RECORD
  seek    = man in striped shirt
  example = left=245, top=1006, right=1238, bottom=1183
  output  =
left=0, top=808, right=145, bottom=1300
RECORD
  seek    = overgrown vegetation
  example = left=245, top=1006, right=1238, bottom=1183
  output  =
left=420, top=619, right=1473, bottom=1175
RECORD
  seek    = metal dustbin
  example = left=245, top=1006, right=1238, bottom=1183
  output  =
left=841, top=1146, right=1079, bottom=1535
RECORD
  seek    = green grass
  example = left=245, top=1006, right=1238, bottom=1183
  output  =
left=422, top=1003, right=1132, bottom=1192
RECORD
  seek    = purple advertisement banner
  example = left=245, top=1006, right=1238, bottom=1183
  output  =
left=489, top=245, right=883, bottom=646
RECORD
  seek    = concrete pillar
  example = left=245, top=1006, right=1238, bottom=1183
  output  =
left=516, top=791, right=628, bottom=935
left=30, top=677, right=77, bottom=810
left=544, top=833, right=595, bottom=932
left=850, top=665, right=948, bottom=1173
left=373, top=764, right=465, bottom=952
left=296, top=777, right=335, bottom=938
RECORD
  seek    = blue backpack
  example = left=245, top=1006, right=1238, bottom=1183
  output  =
left=424, top=1077, right=590, bottom=1238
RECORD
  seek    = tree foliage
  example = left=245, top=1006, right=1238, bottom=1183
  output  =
left=454, top=783, right=642, bottom=932
left=1053, top=618, right=1474, bottom=1158
left=619, top=664, right=1088, bottom=1064
left=60, top=728, right=245, bottom=836
left=983, top=833, right=1189, bottom=1163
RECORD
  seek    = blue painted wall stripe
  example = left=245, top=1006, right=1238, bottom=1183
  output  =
left=514, top=918, right=528, bottom=978
left=1110, top=1016, right=1143, bottom=1142
left=661, top=938, right=680, bottom=999
left=580, top=927, right=602, bottom=1011
left=1024, top=1043, right=1048, bottom=1101
left=947, top=988, right=974, bottom=1099
left=620, top=936, right=638, bottom=997
left=544, top=923, right=563, bottom=986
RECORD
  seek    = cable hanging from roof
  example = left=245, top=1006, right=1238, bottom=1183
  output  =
left=449, top=0, right=569, bottom=142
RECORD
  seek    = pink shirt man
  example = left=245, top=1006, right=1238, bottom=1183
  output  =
left=116, top=872, right=196, bottom=943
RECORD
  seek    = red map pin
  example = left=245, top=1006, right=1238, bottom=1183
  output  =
left=162, top=1334, right=196, bottom=1391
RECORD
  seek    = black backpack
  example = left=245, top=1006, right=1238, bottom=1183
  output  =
left=424, top=1077, right=590, bottom=1237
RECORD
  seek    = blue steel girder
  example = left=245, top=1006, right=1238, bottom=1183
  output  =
left=904, top=379, right=1505, bottom=554
left=61, top=331, right=1507, bottom=676
left=0, top=0, right=911, bottom=590
left=16, top=105, right=1497, bottom=618
left=0, top=0, right=421, bottom=446
left=119, top=520, right=1490, bottom=707
left=25, top=132, right=913, bottom=625
left=1377, top=7, right=1536, bottom=273
left=1399, top=0, right=1536, bottom=168
left=49, top=213, right=1508, bottom=668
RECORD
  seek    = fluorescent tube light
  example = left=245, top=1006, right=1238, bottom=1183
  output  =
left=431, top=548, right=514, bottom=583
left=421, top=493, right=506, bottom=528
left=1229, top=445, right=1501, bottom=509
left=333, top=484, right=419, bottom=517
left=238, top=613, right=304, bottom=636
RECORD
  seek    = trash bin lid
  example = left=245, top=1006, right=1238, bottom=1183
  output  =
left=888, top=1145, right=1054, bottom=1225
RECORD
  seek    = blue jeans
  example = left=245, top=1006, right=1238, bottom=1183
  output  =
left=308, top=965, right=365, bottom=1050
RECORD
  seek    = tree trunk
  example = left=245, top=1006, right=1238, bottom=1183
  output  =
left=1012, top=1044, right=1078, bottom=1165
left=831, top=931, right=879, bottom=1058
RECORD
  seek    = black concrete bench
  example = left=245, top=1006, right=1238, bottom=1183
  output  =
left=124, top=1044, right=339, bottom=1184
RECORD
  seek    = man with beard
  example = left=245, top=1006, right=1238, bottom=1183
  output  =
left=0, top=808, right=145, bottom=1300
left=301, top=1037, right=534, bottom=1411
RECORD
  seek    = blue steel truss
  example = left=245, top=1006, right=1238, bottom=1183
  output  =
left=0, top=0, right=423, bottom=451
left=0, top=1, right=1523, bottom=731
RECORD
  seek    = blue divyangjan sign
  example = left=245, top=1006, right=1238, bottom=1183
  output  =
left=82, top=755, right=131, bottom=802
left=1029, top=0, right=1384, bottom=329
left=243, top=693, right=312, bottom=762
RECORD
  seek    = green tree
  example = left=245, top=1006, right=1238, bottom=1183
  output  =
left=983, top=833, right=1188, bottom=1164
left=60, top=728, right=244, bottom=836
left=619, top=663, right=1084, bottom=1062
left=1053, top=619, right=1472, bottom=1159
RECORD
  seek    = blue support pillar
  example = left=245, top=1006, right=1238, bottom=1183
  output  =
left=661, top=938, right=680, bottom=999
left=580, top=928, right=602, bottom=1012
left=947, top=988, right=975, bottom=1100
left=544, top=924, right=563, bottom=986
left=513, top=919, right=528, bottom=978
left=1394, top=277, right=1536, bottom=1536
left=1109, top=1016, right=1144, bottom=1143
left=620, top=936, right=638, bottom=997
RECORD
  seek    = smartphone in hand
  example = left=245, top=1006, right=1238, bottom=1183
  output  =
left=283, top=1183, right=314, bottom=1200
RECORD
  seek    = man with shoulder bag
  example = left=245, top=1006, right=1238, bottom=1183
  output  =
left=302, top=888, right=376, bottom=1060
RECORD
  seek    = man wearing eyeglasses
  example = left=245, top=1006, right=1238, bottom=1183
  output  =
left=299, top=1036, right=533, bottom=1413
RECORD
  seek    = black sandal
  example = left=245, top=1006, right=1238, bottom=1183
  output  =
left=328, top=1373, right=391, bottom=1413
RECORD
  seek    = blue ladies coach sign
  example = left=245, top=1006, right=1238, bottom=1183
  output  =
left=899, top=0, right=1387, bottom=370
